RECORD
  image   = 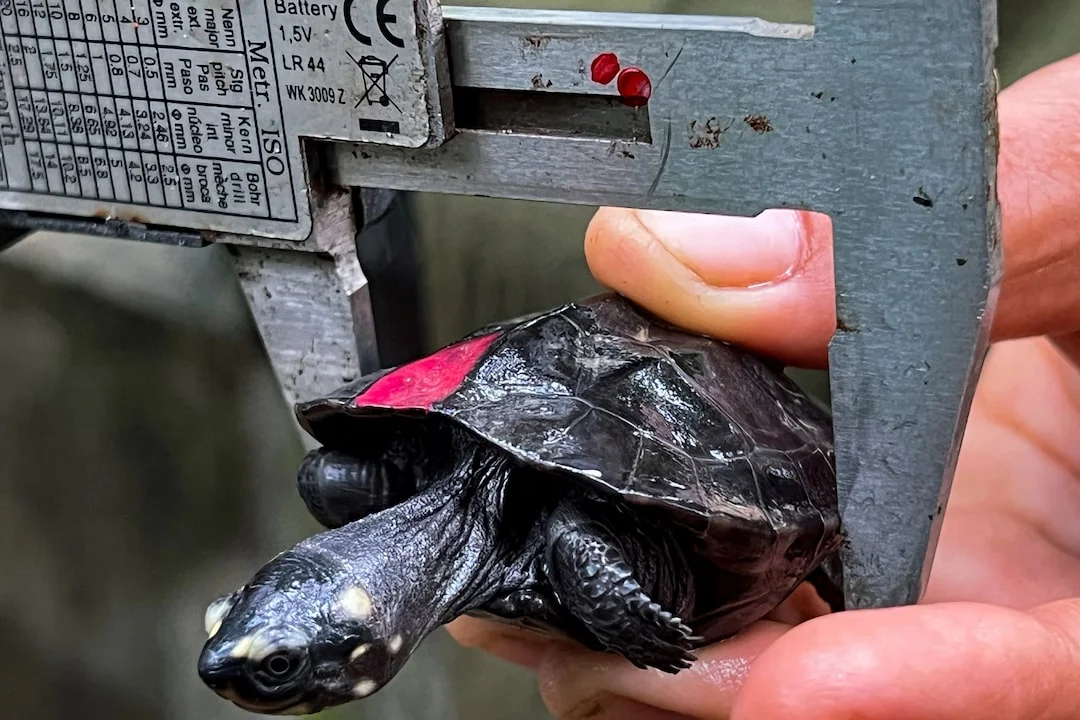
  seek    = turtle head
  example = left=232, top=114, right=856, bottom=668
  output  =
left=198, top=549, right=408, bottom=715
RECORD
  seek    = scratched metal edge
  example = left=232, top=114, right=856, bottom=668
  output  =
left=0, top=209, right=205, bottom=248
left=419, top=0, right=458, bottom=147
left=329, top=13, right=835, bottom=218
left=912, top=0, right=1003, bottom=602
left=441, top=6, right=815, bottom=39
left=823, top=0, right=1001, bottom=609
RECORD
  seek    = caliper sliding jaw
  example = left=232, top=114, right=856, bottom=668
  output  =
left=228, top=184, right=390, bottom=421
left=0, top=1, right=1000, bottom=613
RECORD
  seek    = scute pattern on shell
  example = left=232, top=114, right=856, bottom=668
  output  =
left=439, top=296, right=833, bottom=531
left=296, top=293, right=840, bottom=641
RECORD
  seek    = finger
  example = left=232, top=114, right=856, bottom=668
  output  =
left=447, top=588, right=823, bottom=692
left=584, top=207, right=835, bottom=368
left=549, top=692, right=697, bottom=720
left=912, top=337, right=1080, bottom=610
left=730, top=599, right=1080, bottom=720
left=585, top=52, right=1080, bottom=364
left=994, top=53, right=1080, bottom=344
left=445, top=617, right=555, bottom=670
left=537, top=621, right=790, bottom=720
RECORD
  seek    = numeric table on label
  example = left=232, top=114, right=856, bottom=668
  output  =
left=0, top=0, right=293, bottom=221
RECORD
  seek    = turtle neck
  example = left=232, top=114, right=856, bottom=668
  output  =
left=296, top=444, right=540, bottom=663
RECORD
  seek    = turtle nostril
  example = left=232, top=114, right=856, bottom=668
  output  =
left=199, top=667, right=228, bottom=691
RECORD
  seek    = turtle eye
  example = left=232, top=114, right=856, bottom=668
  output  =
left=261, top=651, right=299, bottom=679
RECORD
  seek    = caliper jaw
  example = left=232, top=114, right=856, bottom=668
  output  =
left=0, top=227, right=28, bottom=253
left=231, top=183, right=384, bottom=405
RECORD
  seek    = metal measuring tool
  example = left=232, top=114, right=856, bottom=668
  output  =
left=0, top=0, right=1001, bottom=612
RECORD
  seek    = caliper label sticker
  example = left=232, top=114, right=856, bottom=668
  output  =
left=270, top=0, right=440, bottom=145
left=0, top=0, right=445, bottom=240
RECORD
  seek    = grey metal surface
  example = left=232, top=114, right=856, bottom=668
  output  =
left=0, top=0, right=453, bottom=241
left=327, top=4, right=1001, bottom=609
left=0, top=210, right=204, bottom=248
left=354, top=190, right=429, bottom=366
left=232, top=188, right=380, bottom=420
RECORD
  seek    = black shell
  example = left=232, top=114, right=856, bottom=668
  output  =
left=297, top=293, right=840, bottom=638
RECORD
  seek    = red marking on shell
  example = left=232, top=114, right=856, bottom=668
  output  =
left=354, top=333, right=499, bottom=410
left=617, top=67, right=652, bottom=107
left=591, top=53, right=620, bottom=85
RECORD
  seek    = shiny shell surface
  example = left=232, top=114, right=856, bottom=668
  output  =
left=297, top=293, right=841, bottom=638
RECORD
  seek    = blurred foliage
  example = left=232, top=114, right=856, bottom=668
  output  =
left=0, top=258, right=307, bottom=719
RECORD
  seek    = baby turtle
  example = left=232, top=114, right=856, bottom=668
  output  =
left=198, top=292, right=842, bottom=715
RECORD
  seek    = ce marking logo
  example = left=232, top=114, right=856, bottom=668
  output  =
left=344, top=0, right=405, bottom=48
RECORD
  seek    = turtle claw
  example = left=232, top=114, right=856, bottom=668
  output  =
left=554, top=548, right=699, bottom=672
left=623, top=599, right=700, bottom=673
left=545, top=498, right=701, bottom=673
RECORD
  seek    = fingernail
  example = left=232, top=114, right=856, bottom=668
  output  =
left=635, top=209, right=805, bottom=288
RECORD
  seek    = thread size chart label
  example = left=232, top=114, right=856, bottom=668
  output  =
left=0, top=0, right=444, bottom=240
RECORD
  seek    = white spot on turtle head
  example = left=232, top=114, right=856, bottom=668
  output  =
left=337, top=587, right=373, bottom=621
left=247, top=634, right=276, bottom=662
left=204, top=593, right=237, bottom=637
left=228, top=632, right=276, bottom=662
left=229, top=634, right=255, bottom=659
left=349, top=643, right=371, bottom=662
left=353, top=678, right=379, bottom=698
left=387, top=634, right=403, bottom=654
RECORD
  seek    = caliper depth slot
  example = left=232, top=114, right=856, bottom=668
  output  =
left=454, top=87, right=653, bottom=144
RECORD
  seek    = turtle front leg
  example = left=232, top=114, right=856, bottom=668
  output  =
left=469, top=589, right=594, bottom=642
left=297, top=448, right=419, bottom=528
left=543, top=499, right=700, bottom=673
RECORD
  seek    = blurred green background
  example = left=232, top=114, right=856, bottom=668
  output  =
left=0, top=1, right=1075, bottom=718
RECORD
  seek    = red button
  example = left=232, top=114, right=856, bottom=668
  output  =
left=590, top=53, right=620, bottom=85
left=617, top=67, right=652, bottom=107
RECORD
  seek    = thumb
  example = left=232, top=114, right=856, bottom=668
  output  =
left=731, top=598, right=1080, bottom=720
left=994, top=53, right=1080, bottom=343
left=585, top=52, right=1080, bottom=367
left=584, top=207, right=836, bottom=368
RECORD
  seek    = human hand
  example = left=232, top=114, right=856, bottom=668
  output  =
left=447, top=52, right=1080, bottom=719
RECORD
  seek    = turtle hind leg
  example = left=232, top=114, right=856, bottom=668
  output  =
left=297, top=448, right=418, bottom=529
left=543, top=500, right=700, bottom=673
